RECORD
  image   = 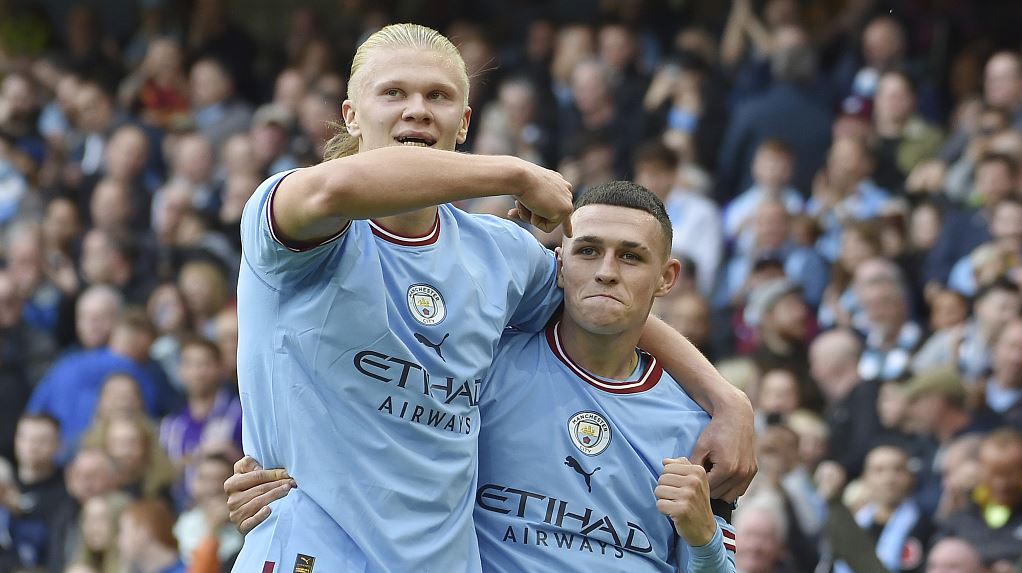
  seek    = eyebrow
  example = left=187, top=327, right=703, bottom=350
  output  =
left=573, top=235, right=652, bottom=253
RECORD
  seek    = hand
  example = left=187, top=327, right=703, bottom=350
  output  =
left=224, top=455, right=296, bottom=534
left=691, top=390, right=757, bottom=501
left=813, top=461, right=847, bottom=503
left=655, top=457, right=717, bottom=547
left=508, top=161, right=573, bottom=236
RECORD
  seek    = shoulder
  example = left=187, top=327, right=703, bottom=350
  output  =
left=447, top=207, right=535, bottom=245
left=494, top=328, right=546, bottom=362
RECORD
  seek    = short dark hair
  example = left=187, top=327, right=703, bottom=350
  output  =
left=573, top=181, right=674, bottom=257
left=978, top=152, right=1019, bottom=177
left=974, top=276, right=1020, bottom=303
left=180, top=335, right=222, bottom=360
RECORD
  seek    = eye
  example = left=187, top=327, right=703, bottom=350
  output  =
left=621, top=252, right=642, bottom=262
left=428, top=90, right=447, bottom=100
left=384, top=88, right=401, bottom=97
left=577, top=246, right=597, bottom=256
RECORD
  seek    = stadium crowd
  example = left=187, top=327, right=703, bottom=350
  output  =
left=0, top=0, right=1021, bottom=571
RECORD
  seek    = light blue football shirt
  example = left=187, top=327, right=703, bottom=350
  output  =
left=232, top=169, right=562, bottom=573
left=475, top=323, right=737, bottom=572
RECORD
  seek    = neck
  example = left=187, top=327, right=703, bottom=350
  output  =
left=188, top=391, right=218, bottom=418
left=373, top=206, right=439, bottom=238
left=936, top=409, right=969, bottom=442
left=557, top=319, right=642, bottom=380
left=17, top=464, right=53, bottom=486
left=137, top=545, right=179, bottom=573
left=875, top=116, right=906, bottom=137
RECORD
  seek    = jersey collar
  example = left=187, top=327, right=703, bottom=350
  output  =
left=369, top=212, right=441, bottom=246
left=545, top=321, right=663, bottom=394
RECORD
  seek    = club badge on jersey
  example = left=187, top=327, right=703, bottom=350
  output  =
left=407, top=283, right=447, bottom=325
left=568, top=411, right=612, bottom=456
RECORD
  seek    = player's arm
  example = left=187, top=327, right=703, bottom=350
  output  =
left=639, top=316, right=756, bottom=502
left=655, top=458, right=738, bottom=573
left=274, top=147, right=574, bottom=243
left=223, top=456, right=294, bottom=533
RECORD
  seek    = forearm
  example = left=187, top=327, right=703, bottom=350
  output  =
left=294, top=147, right=526, bottom=221
left=639, top=316, right=746, bottom=415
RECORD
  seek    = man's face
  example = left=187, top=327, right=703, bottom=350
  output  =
left=979, top=442, right=1022, bottom=507
left=633, top=161, right=675, bottom=201
left=67, top=451, right=116, bottom=502
left=14, top=419, right=59, bottom=471
left=863, top=446, right=913, bottom=507
left=993, top=322, right=1022, bottom=386
left=975, top=289, right=1020, bottom=332
left=180, top=345, right=222, bottom=397
left=558, top=204, right=676, bottom=336
left=984, top=54, right=1022, bottom=109
left=974, top=161, right=1015, bottom=205
left=735, top=510, right=782, bottom=573
left=344, top=48, right=471, bottom=154
left=764, top=292, right=808, bottom=341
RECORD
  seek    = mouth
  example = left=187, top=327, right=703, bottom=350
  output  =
left=586, top=294, right=622, bottom=304
left=395, top=133, right=437, bottom=147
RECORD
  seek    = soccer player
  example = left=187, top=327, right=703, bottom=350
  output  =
left=234, top=23, right=752, bottom=572
left=231, top=182, right=738, bottom=571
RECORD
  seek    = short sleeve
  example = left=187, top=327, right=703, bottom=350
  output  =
left=240, top=169, right=351, bottom=285
left=503, top=226, right=562, bottom=332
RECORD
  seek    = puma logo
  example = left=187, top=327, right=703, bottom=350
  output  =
left=564, top=455, right=601, bottom=493
left=414, top=332, right=450, bottom=361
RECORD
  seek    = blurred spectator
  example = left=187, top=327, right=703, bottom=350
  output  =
left=68, top=82, right=124, bottom=186
left=818, top=220, right=883, bottom=329
left=926, top=288, right=969, bottom=333
left=723, top=139, right=804, bottom=254
left=719, top=199, right=829, bottom=309
left=755, top=369, right=803, bottom=424
left=146, top=284, right=191, bottom=392
left=734, top=498, right=798, bottom=573
left=94, top=374, right=146, bottom=422
left=117, top=498, right=185, bottom=573
left=633, top=141, right=721, bottom=295
left=812, top=328, right=884, bottom=477
left=832, top=444, right=932, bottom=573
left=981, top=318, right=1022, bottom=430
left=913, top=278, right=1020, bottom=381
left=948, top=197, right=1022, bottom=297
left=158, top=337, right=241, bottom=495
left=903, top=368, right=998, bottom=517
left=717, top=24, right=831, bottom=201
left=212, top=307, right=239, bottom=388
left=73, top=285, right=123, bottom=352
left=872, top=71, right=944, bottom=192
left=48, top=448, right=118, bottom=573
left=119, top=37, right=190, bottom=131
left=940, top=428, right=1022, bottom=568
left=6, top=220, right=64, bottom=337
left=80, top=227, right=154, bottom=305
left=249, top=104, right=299, bottom=177
left=188, top=58, right=252, bottom=152
left=73, top=491, right=130, bottom=573
left=807, top=136, right=891, bottom=262
left=172, top=453, right=241, bottom=568
left=177, top=261, right=230, bottom=338
left=856, top=272, right=922, bottom=382
left=0, top=270, right=56, bottom=461
left=27, top=308, right=166, bottom=458
left=11, top=414, right=67, bottom=526
left=83, top=413, right=175, bottom=500
left=925, top=152, right=1018, bottom=286
left=655, top=291, right=714, bottom=361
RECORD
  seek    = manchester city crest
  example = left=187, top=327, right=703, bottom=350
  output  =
left=567, top=411, right=612, bottom=456
left=406, top=283, right=447, bottom=325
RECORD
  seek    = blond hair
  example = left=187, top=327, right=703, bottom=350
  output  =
left=323, top=23, right=470, bottom=161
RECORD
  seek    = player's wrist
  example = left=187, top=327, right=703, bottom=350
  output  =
left=684, top=520, right=719, bottom=550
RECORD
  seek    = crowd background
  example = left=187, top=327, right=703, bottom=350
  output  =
left=1, top=0, right=1022, bottom=571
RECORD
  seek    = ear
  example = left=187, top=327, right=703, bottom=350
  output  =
left=654, top=258, right=682, bottom=298
left=342, top=99, right=360, bottom=138
left=555, top=246, right=564, bottom=288
left=456, top=106, right=472, bottom=145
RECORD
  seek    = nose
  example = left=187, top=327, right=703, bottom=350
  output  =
left=402, top=93, right=432, bottom=123
left=594, top=254, right=619, bottom=285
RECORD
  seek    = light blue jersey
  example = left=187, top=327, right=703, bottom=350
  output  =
left=475, top=324, right=737, bottom=572
left=233, top=170, right=562, bottom=573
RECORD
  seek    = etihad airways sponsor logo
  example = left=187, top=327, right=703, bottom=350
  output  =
left=476, top=483, right=653, bottom=559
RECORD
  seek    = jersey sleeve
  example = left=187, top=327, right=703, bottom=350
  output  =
left=502, top=224, right=562, bottom=332
left=678, top=516, right=737, bottom=573
left=240, top=169, right=351, bottom=285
